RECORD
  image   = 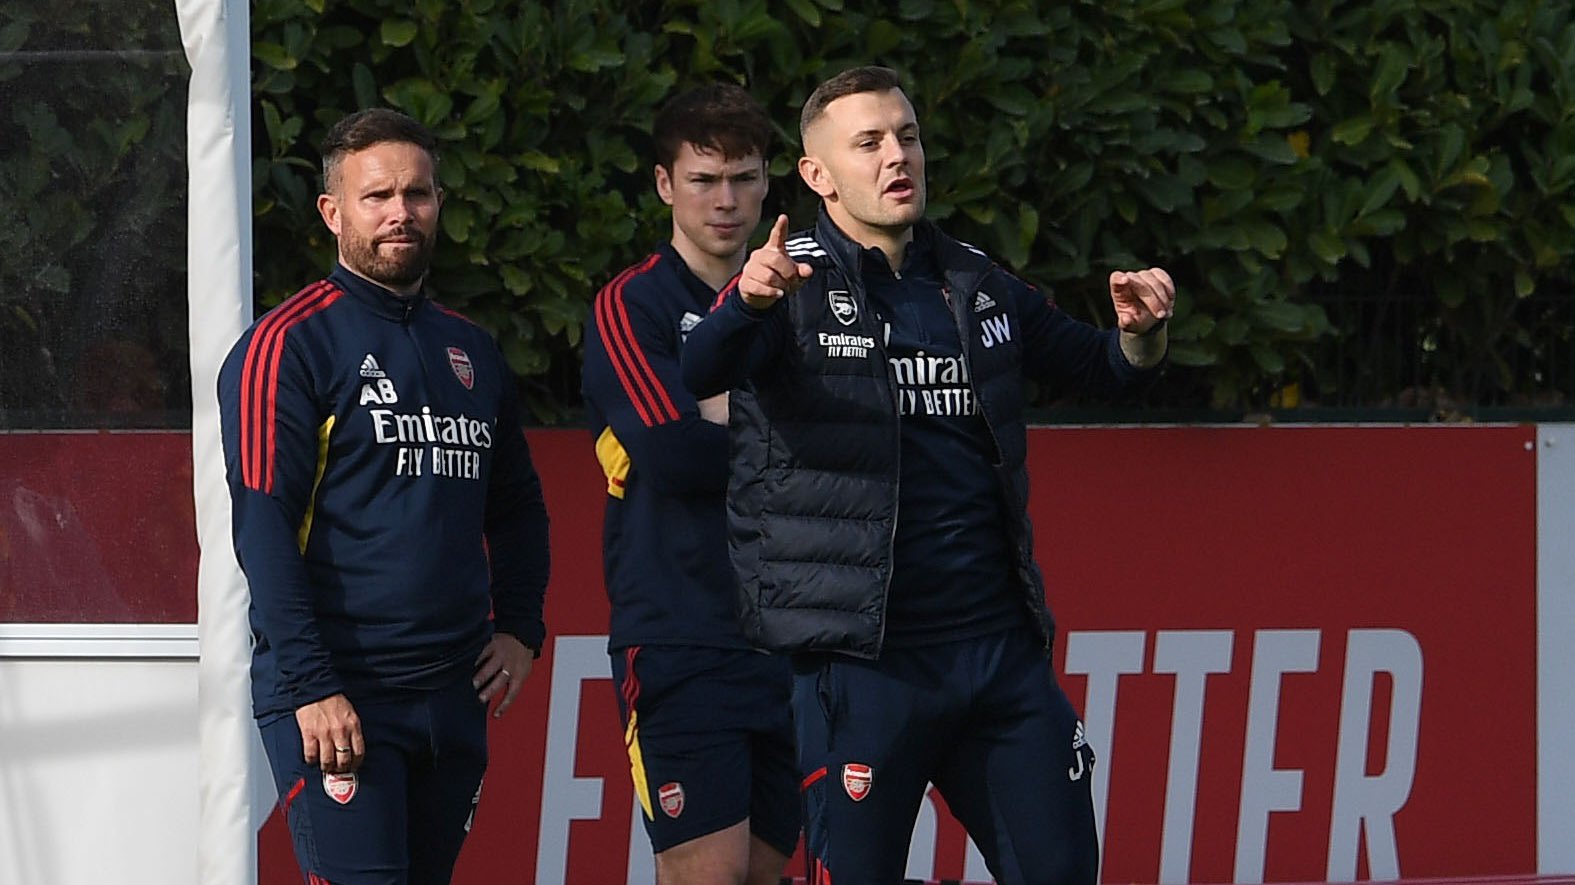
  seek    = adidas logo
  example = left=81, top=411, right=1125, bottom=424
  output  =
left=679, top=311, right=703, bottom=334
left=973, top=291, right=997, bottom=313
left=359, top=354, right=386, bottom=378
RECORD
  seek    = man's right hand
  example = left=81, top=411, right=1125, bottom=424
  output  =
left=296, top=693, right=364, bottom=773
left=738, top=214, right=814, bottom=309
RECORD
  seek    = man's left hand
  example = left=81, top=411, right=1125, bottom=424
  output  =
left=474, top=632, right=534, bottom=719
left=1109, top=268, right=1176, bottom=333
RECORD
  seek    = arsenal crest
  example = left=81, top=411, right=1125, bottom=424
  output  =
left=323, top=772, right=357, bottom=805
left=827, top=290, right=858, bottom=326
left=842, top=763, right=872, bottom=802
left=447, top=346, right=474, bottom=390
left=658, top=782, right=685, bottom=818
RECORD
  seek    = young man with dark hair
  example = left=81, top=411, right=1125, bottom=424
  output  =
left=581, top=83, right=799, bottom=885
left=683, top=67, right=1175, bottom=884
left=219, top=107, right=550, bottom=885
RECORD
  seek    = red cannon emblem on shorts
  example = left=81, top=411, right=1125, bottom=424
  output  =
left=842, top=763, right=873, bottom=802
left=322, top=772, right=357, bottom=805
left=658, top=782, right=685, bottom=818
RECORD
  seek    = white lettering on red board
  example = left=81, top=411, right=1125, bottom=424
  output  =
left=534, top=629, right=1422, bottom=884
left=1065, top=628, right=1423, bottom=883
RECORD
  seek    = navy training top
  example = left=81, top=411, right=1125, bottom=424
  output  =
left=860, top=232, right=1022, bottom=646
left=581, top=243, right=751, bottom=651
left=219, top=265, right=550, bottom=721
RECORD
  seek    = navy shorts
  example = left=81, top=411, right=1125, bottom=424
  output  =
left=611, top=645, right=800, bottom=856
left=793, top=626, right=1099, bottom=885
left=259, top=674, right=488, bottom=885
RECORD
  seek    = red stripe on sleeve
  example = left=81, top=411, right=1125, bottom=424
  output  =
left=430, top=301, right=476, bottom=325
left=800, top=766, right=827, bottom=791
left=611, top=278, right=680, bottom=425
left=595, top=255, right=680, bottom=426
left=240, top=282, right=330, bottom=490
left=261, top=291, right=341, bottom=493
left=238, top=282, right=341, bottom=493
left=711, top=273, right=741, bottom=313
left=594, top=265, right=655, bottom=427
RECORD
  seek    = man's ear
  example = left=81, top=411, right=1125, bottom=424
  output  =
left=654, top=164, right=675, bottom=206
left=798, top=155, right=835, bottom=199
left=317, top=193, right=341, bottom=237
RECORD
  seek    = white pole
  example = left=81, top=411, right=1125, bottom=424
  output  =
left=176, top=0, right=266, bottom=882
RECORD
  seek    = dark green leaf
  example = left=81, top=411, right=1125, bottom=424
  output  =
left=381, top=20, right=419, bottom=47
left=1310, top=53, right=1336, bottom=96
left=1133, top=174, right=1192, bottom=212
left=442, top=201, right=475, bottom=244
left=784, top=0, right=821, bottom=26
left=1239, top=136, right=1298, bottom=165
left=1252, top=301, right=1304, bottom=332
left=1162, top=70, right=1213, bottom=94
left=1309, top=229, right=1345, bottom=263
left=1250, top=342, right=1285, bottom=374
left=1206, top=157, right=1256, bottom=190
left=1514, top=269, right=1534, bottom=298
left=1166, top=343, right=1216, bottom=367
left=1370, top=48, right=1409, bottom=102
left=352, top=63, right=378, bottom=110
left=1246, top=223, right=1287, bottom=259
left=1359, top=166, right=1401, bottom=217
left=1331, top=116, right=1373, bottom=146
left=253, top=42, right=297, bottom=71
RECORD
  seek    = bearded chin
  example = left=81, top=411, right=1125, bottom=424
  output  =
left=353, top=236, right=432, bottom=288
left=375, top=251, right=430, bottom=286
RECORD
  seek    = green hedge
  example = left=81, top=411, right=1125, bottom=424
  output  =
left=250, top=0, right=1574, bottom=418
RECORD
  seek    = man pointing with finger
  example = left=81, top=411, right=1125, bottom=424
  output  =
left=683, top=67, right=1172, bottom=884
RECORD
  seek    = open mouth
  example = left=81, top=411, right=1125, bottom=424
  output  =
left=884, top=177, right=915, bottom=199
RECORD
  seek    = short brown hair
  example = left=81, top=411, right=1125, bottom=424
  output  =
left=653, top=83, right=774, bottom=170
left=800, top=66, right=905, bottom=144
left=320, top=108, right=439, bottom=193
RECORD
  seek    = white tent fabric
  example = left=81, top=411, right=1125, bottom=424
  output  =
left=176, top=0, right=270, bottom=883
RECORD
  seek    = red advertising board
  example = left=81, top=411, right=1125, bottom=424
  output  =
left=1, top=426, right=1536, bottom=882
left=272, top=426, right=1539, bottom=884
left=1042, top=426, right=1536, bottom=883
left=0, top=430, right=197, bottom=622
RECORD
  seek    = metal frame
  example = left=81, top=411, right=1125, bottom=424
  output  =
left=0, top=623, right=198, bottom=658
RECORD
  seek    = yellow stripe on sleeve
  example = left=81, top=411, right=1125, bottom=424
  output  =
left=594, top=426, right=631, bottom=500
left=296, top=415, right=335, bottom=554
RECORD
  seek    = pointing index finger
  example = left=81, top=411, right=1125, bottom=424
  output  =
left=765, top=214, right=790, bottom=252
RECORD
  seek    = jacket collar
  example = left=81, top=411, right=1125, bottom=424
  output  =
left=654, top=241, right=724, bottom=307
left=813, top=208, right=993, bottom=294
left=329, top=263, right=427, bottom=323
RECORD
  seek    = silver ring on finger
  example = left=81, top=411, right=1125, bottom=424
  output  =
left=499, top=668, right=511, bottom=680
